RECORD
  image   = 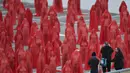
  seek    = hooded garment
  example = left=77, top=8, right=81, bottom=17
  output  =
left=79, top=35, right=88, bottom=64
left=0, top=57, right=13, bottom=73
left=0, top=10, right=3, bottom=22
left=14, top=30, right=23, bottom=50
left=119, top=1, right=129, bottom=32
left=94, top=0, right=102, bottom=25
left=100, top=10, right=112, bottom=44
left=71, top=50, right=83, bottom=73
left=42, top=65, right=51, bottom=73
left=21, top=18, right=30, bottom=46
left=108, top=20, right=119, bottom=42
left=61, top=39, right=70, bottom=67
left=89, top=5, right=98, bottom=31
left=16, top=2, right=25, bottom=30
left=41, top=0, right=48, bottom=19
left=16, top=60, right=28, bottom=73
left=100, top=0, right=108, bottom=14
left=25, top=8, right=33, bottom=28
left=85, top=30, right=100, bottom=70
left=29, top=30, right=43, bottom=68
left=37, top=48, right=46, bottom=73
left=53, top=0, right=63, bottom=12
left=30, top=22, right=38, bottom=37
left=34, top=0, right=42, bottom=16
left=62, top=60, right=73, bottom=73
left=4, top=13, right=14, bottom=42
left=124, top=28, right=130, bottom=55
left=26, top=50, right=33, bottom=73
left=116, top=35, right=128, bottom=68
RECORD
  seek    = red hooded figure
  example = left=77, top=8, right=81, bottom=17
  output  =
left=37, top=46, right=46, bottom=73
left=125, top=28, right=130, bottom=55
left=100, top=0, right=108, bottom=13
left=15, top=30, right=23, bottom=50
left=71, top=49, right=83, bottom=73
left=94, top=0, right=102, bottom=25
left=34, top=0, right=42, bottom=16
left=0, top=57, right=13, bottom=73
left=16, top=60, right=28, bottom=73
left=17, top=2, right=25, bottom=30
left=26, top=49, right=33, bottom=73
left=49, top=50, right=57, bottom=73
left=41, top=0, right=48, bottom=19
left=119, top=1, right=129, bottom=32
left=116, top=35, right=128, bottom=68
left=4, top=13, right=14, bottom=42
left=25, top=8, right=33, bottom=28
left=53, top=0, right=63, bottom=12
left=61, top=39, right=70, bottom=66
left=62, top=60, right=73, bottom=73
left=89, top=5, right=98, bottom=31
left=85, top=29, right=100, bottom=70
left=79, top=34, right=88, bottom=64
left=100, top=10, right=112, bottom=44
left=42, top=65, right=51, bottom=73
left=21, top=18, right=30, bottom=46
left=29, top=30, right=43, bottom=68
left=108, top=20, right=119, bottom=42
left=30, top=22, right=38, bottom=37
left=0, top=10, right=3, bottom=22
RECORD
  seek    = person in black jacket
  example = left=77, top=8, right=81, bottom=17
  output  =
left=101, top=42, right=113, bottom=73
left=111, top=48, right=124, bottom=70
left=88, top=52, right=99, bottom=73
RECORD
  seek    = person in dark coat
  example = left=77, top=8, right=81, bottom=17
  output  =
left=88, top=52, right=99, bottom=73
left=111, top=48, right=124, bottom=70
left=101, top=42, right=113, bottom=73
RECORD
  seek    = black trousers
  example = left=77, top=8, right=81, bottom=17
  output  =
left=102, top=61, right=111, bottom=73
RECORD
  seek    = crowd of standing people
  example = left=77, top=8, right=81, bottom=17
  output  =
left=0, top=0, right=130, bottom=73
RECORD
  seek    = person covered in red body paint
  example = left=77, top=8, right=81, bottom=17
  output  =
left=62, top=60, right=73, bottom=73
left=85, top=29, right=100, bottom=70
left=116, top=35, right=128, bottom=68
left=100, top=10, right=112, bottom=44
left=53, top=0, right=63, bottom=13
left=89, top=5, right=98, bottom=31
left=71, top=49, right=83, bottom=73
left=119, top=1, right=129, bottom=33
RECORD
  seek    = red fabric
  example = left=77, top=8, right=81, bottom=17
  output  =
left=4, top=13, right=14, bottom=42
left=116, top=35, right=128, bottom=68
left=16, top=60, right=28, bottom=73
left=14, top=30, right=23, bottom=50
left=94, top=0, right=102, bottom=25
left=0, top=57, right=13, bottom=73
left=41, top=0, right=48, bottom=19
left=34, top=0, right=42, bottom=16
left=61, top=39, right=70, bottom=66
left=62, top=60, right=73, bottom=73
left=89, top=5, right=98, bottom=31
left=30, top=22, right=38, bottom=37
left=53, top=0, right=63, bottom=12
left=71, top=50, right=83, bottom=73
left=26, top=50, right=33, bottom=73
left=37, top=50, right=46, bottom=73
left=21, top=18, right=30, bottom=45
left=119, top=1, right=129, bottom=32
left=100, top=0, right=108, bottom=13
left=0, top=10, right=3, bottom=22
left=128, top=15, right=130, bottom=28
left=108, top=20, right=119, bottom=42
left=100, top=10, right=112, bottom=44
left=25, top=8, right=33, bottom=28
left=79, top=35, right=88, bottom=64
left=42, top=65, right=51, bottom=73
